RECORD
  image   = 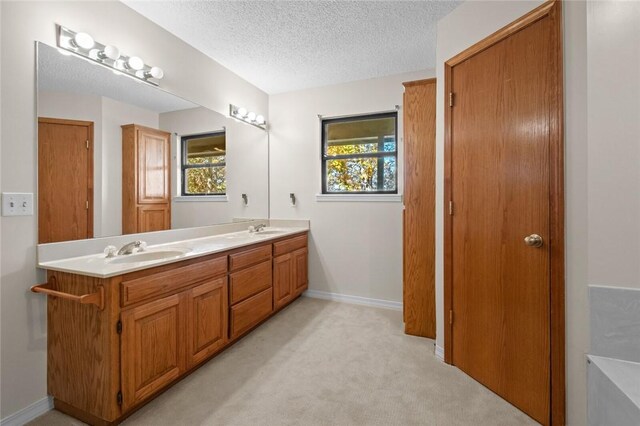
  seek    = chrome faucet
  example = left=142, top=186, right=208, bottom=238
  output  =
left=249, top=224, right=266, bottom=233
left=117, top=240, right=146, bottom=256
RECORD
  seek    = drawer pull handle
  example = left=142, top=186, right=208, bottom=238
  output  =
left=31, top=279, right=105, bottom=310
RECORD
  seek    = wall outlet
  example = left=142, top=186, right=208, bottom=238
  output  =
left=2, top=192, right=34, bottom=216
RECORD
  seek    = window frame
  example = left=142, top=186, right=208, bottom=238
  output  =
left=321, top=111, right=398, bottom=195
left=180, top=130, right=227, bottom=196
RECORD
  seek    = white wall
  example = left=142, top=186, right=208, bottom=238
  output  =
left=435, top=2, right=589, bottom=425
left=160, top=107, right=269, bottom=229
left=269, top=70, right=432, bottom=304
left=587, top=0, right=640, bottom=290
left=0, top=1, right=268, bottom=419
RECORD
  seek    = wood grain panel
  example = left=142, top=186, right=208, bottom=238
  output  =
left=121, top=256, right=227, bottom=306
left=229, top=244, right=272, bottom=272
left=273, top=253, right=293, bottom=309
left=273, top=234, right=307, bottom=257
left=402, top=79, right=436, bottom=338
left=187, top=277, right=228, bottom=367
left=229, top=287, right=273, bottom=339
left=292, top=248, right=308, bottom=295
left=137, top=205, right=170, bottom=233
left=136, top=126, right=171, bottom=204
left=445, top=4, right=563, bottom=423
left=46, top=271, right=121, bottom=421
left=38, top=118, right=93, bottom=243
left=230, top=260, right=272, bottom=304
left=121, top=294, right=185, bottom=411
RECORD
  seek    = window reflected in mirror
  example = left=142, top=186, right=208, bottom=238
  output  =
left=181, top=131, right=226, bottom=195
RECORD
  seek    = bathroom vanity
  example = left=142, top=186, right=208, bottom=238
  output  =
left=33, top=227, right=308, bottom=425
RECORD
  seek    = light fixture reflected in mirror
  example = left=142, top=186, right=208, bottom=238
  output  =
left=56, top=25, right=164, bottom=86
left=229, top=104, right=267, bottom=130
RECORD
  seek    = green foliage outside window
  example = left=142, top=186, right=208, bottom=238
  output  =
left=182, top=132, right=226, bottom=195
left=323, top=114, right=397, bottom=193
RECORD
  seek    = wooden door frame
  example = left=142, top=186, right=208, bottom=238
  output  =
left=38, top=117, right=94, bottom=241
left=443, top=1, right=564, bottom=424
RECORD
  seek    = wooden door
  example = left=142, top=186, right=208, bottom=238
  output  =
left=445, top=3, right=563, bottom=425
left=38, top=118, right=93, bottom=243
left=137, top=128, right=170, bottom=204
left=402, top=79, right=436, bottom=338
left=273, top=254, right=293, bottom=309
left=121, top=294, right=185, bottom=410
left=137, top=205, right=170, bottom=233
left=187, top=278, right=227, bottom=367
left=292, top=248, right=308, bottom=295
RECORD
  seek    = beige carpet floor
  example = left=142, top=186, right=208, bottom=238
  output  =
left=28, top=297, right=537, bottom=426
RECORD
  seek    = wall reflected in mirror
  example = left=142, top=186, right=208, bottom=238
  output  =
left=37, top=42, right=269, bottom=244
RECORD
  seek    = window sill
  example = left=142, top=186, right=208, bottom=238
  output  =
left=173, top=195, right=228, bottom=203
left=315, top=194, right=402, bottom=203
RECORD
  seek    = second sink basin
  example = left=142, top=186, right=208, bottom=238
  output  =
left=109, top=249, right=191, bottom=264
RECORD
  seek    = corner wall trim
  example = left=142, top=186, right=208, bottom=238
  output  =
left=0, top=396, right=53, bottom=426
left=303, top=289, right=402, bottom=311
left=435, top=344, right=445, bottom=362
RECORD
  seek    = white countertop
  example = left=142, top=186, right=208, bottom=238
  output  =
left=38, top=227, right=308, bottom=279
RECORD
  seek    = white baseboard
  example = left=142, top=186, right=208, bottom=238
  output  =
left=303, top=289, right=402, bottom=311
left=1, top=396, right=52, bottom=426
left=435, top=344, right=445, bottom=362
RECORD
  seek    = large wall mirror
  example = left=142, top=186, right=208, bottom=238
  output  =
left=36, top=42, right=269, bottom=244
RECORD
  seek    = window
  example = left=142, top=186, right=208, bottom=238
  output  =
left=181, top=131, right=226, bottom=196
left=321, top=112, right=398, bottom=194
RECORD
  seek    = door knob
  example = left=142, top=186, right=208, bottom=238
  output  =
left=524, top=234, right=543, bottom=248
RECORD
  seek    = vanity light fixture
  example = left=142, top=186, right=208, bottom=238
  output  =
left=229, top=104, right=267, bottom=130
left=56, top=25, right=164, bottom=86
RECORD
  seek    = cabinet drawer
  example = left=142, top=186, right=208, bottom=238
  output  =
left=229, top=244, right=271, bottom=271
left=230, top=287, right=273, bottom=339
left=121, top=256, right=227, bottom=306
left=273, top=234, right=307, bottom=257
left=230, top=260, right=272, bottom=305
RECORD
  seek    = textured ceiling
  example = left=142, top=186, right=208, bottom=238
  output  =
left=38, top=43, right=196, bottom=113
left=122, top=1, right=461, bottom=94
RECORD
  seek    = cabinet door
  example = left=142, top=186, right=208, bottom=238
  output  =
left=137, top=205, right=170, bottom=233
left=292, top=248, right=308, bottom=295
left=121, top=294, right=185, bottom=411
left=229, top=288, right=273, bottom=340
left=137, top=128, right=170, bottom=204
left=187, top=278, right=228, bottom=367
left=273, top=253, right=293, bottom=309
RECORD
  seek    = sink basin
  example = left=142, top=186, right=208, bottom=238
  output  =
left=109, top=249, right=191, bottom=264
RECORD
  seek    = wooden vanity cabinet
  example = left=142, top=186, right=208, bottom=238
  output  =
left=120, top=293, right=185, bottom=411
left=42, top=232, right=307, bottom=425
left=228, top=244, right=273, bottom=339
left=273, top=235, right=308, bottom=309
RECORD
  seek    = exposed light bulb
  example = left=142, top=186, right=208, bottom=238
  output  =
left=114, top=59, right=126, bottom=70
left=247, top=111, right=257, bottom=122
left=135, top=70, right=146, bottom=79
left=127, top=56, right=144, bottom=70
left=88, top=49, right=100, bottom=60
left=237, top=107, right=248, bottom=118
left=255, top=115, right=265, bottom=125
left=73, top=32, right=94, bottom=49
left=103, top=45, right=120, bottom=61
left=149, top=66, right=164, bottom=79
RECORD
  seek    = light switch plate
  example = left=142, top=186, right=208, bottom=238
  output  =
left=2, top=192, right=34, bottom=216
